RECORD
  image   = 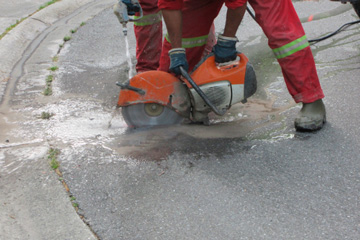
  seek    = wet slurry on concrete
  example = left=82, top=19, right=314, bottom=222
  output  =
left=44, top=2, right=360, bottom=239
left=2, top=0, right=360, bottom=239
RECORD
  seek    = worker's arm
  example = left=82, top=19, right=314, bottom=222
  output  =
left=162, top=8, right=188, bottom=75
left=223, top=5, right=247, bottom=37
left=213, top=5, right=247, bottom=63
left=162, top=9, right=182, bottom=48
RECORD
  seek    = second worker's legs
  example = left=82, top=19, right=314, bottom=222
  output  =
left=134, top=0, right=162, bottom=72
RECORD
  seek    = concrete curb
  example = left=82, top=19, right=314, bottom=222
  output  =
left=0, top=0, right=96, bottom=100
left=0, top=1, right=102, bottom=239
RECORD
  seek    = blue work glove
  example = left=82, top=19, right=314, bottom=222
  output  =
left=169, top=48, right=189, bottom=75
left=122, top=0, right=141, bottom=15
left=212, top=35, right=239, bottom=63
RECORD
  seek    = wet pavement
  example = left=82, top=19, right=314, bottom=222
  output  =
left=1, top=0, right=360, bottom=239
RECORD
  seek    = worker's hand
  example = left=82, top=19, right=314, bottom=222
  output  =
left=213, top=35, right=238, bottom=63
left=122, top=0, right=141, bottom=16
left=169, top=48, right=189, bottom=75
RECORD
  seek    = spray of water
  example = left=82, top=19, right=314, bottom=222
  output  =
left=124, top=35, right=134, bottom=80
left=109, top=35, right=133, bottom=129
left=108, top=106, right=121, bottom=128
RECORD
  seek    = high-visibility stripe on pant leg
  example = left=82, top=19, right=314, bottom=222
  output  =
left=273, top=35, right=310, bottom=59
left=134, top=11, right=162, bottom=27
left=165, top=34, right=209, bottom=48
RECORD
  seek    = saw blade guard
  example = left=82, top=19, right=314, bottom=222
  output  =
left=117, top=71, right=191, bottom=118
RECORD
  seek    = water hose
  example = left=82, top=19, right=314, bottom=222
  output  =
left=245, top=4, right=360, bottom=44
left=309, top=19, right=360, bottom=43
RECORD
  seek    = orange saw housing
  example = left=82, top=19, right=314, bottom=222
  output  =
left=187, top=53, right=248, bottom=87
left=117, top=70, right=191, bottom=116
left=117, top=53, right=251, bottom=119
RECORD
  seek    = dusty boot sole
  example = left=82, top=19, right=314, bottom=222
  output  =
left=295, top=115, right=326, bottom=132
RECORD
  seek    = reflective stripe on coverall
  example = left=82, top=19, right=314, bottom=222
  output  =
left=134, top=0, right=162, bottom=72
left=165, top=23, right=216, bottom=57
left=248, top=0, right=324, bottom=103
left=159, top=0, right=231, bottom=73
left=158, top=0, right=324, bottom=103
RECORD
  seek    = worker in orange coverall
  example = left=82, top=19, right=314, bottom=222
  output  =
left=132, top=0, right=163, bottom=72
left=122, top=0, right=216, bottom=73
left=158, top=0, right=326, bottom=131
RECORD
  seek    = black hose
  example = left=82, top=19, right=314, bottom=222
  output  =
left=308, top=19, right=360, bottom=43
left=246, top=6, right=256, bottom=21
left=245, top=7, right=360, bottom=44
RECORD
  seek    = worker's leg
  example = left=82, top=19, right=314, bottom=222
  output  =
left=249, top=0, right=325, bottom=131
left=248, top=0, right=324, bottom=104
left=134, top=0, right=162, bottom=72
left=159, top=0, right=223, bottom=72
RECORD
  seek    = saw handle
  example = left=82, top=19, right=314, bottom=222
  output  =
left=180, top=66, right=227, bottom=116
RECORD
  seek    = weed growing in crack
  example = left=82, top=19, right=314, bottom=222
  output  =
left=48, top=66, right=58, bottom=71
left=45, top=21, right=88, bottom=96
left=1, top=0, right=61, bottom=39
left=41, top=112, right=53, bottom=119
left=70, top=195, right=79, bottom=209
left=48, top=148, right=60, bottom=170
left=39, top=0, right=60, bottom=10
left=63, top=36, right=71, bottom=42
left=43, top=87, right=52, bottom=96
left=0, top=18, right=26, bottom=39
left=43, top=75, right=54, bottom=96
left=46, top=75, right=53, bottom=83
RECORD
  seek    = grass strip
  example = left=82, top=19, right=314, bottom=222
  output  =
left=0, top=0, right=61, bottom=40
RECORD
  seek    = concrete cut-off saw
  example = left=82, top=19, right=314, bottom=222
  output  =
left=116, top=53, right=257, bottom=128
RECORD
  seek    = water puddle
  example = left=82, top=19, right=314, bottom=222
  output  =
left=106, top=97, right=296, bottom=161
left=105, top=30, right=298, bottom=161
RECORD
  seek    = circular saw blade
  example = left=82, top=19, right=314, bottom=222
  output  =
left=122, top=103, right=184, bottom=128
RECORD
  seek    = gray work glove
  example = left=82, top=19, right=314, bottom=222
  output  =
left=213, top=35, right=239, bottom=63
left=169, top=48, right=189, bottom=75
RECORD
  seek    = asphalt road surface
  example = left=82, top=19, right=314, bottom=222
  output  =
left=1, top=0, right=360, bottom=239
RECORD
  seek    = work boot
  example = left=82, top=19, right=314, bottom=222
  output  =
left=294, top=99, right=326, bottom=132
